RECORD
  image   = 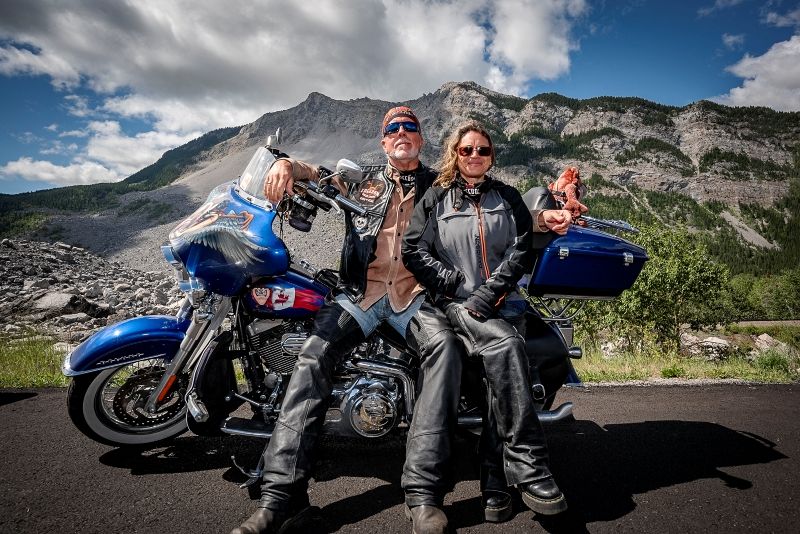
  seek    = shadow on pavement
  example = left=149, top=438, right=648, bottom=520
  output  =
left=512, top=419, right=788, bottom=533
left=0, top=391, right=38, bottom=406
left=99, top=434, right=265, bottom=475
left=96, top=418, right=786, bottom=533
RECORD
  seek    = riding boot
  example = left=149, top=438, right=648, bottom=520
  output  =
left=405, top=505, right=449, bottom=534
left=255, top=301, right=364, bottom=510
left=519, top=477, right=567, bottom=515
left=478, top=378, right=512, bottom=523
left=230, top=507, right=285, bottom=534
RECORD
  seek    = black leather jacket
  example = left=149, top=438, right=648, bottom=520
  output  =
left=337, top=163, right=438, bottom=302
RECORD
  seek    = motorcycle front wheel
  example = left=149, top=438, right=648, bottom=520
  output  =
left=67, top=358, right=188, bottom=446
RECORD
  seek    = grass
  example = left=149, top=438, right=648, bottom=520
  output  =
left=573, top=343, right=800, bottom=383
left=2, top=331, right=799, bottom=388
left=0, top=337, right=70, bottom=388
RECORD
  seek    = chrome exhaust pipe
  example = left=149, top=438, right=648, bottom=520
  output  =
left=537, top=401, right=573, bottom=422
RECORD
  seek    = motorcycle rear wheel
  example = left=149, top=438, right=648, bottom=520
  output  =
left=67, top=358, right=188, bottom=447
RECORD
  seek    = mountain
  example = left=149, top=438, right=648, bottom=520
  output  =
left=2, top=81, right=799, bottom=274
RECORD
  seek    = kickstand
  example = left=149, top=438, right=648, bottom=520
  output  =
left=231, top=453, right=264, bottom=489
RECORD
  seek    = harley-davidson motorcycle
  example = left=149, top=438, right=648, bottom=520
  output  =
left=63, top=138, right=647, bottom=462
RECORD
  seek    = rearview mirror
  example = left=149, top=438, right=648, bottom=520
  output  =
left=266, top=128, right=282, bottom=148
left=336, top=159, right=363, bottom=184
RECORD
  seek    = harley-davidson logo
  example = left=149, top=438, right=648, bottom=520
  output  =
left=356, top=178, right=386, bottom=205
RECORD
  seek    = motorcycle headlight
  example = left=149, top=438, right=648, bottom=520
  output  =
left=161, top=244, right=206, bottom=306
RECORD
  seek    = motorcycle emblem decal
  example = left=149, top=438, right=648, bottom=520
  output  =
left=252, top=287, right=271, bottom=306
left=353, top=216, right=368, bottom=230
left=250, top=286, right=295, bottom=310
left=173, top=201, right=267, bottom=264
left=355, top=178, right=387, bottom=206
left=250, top=286, right=324, bottom=312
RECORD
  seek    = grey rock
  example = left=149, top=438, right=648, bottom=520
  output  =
left=23, top=279, right=50, bottom=290
left=58, top=313, right=91, bottom=325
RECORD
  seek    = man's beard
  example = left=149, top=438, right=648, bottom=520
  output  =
left=388, top=145, right=420, bottom=162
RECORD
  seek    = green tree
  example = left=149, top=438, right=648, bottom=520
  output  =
left=610, top=225, right=729, bottom=349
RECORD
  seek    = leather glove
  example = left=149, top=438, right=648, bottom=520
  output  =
left=463, top=291, right=495, bottom=319
left=443, top=270, right=464, bottom=298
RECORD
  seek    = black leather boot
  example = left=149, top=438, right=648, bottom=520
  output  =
left=519, top=477, right=568, bottom=515
left=230, top=507, right=285, bottom=534
left=405, top=504, right=449, bottom=534
left=482, top=490, right=512, bottom=523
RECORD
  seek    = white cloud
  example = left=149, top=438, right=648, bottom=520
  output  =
left=84, top=120, right=199, bottom=176
left=715, top=35, right=800, bottom=111
left=763, top=6, right=800, bottom=28
left=0, top=157, right=121, bottom=186
left=487, top=0, right=588, bottom=93
left=0, top=44, right=80, bottom=88
left=698, top=0, right=745, bottom=17
left=0, top=0, right=588, bottom=189
left=63, top=95, right=93, bottom=118
left=59, top=129, right=89, bottom=138
left=722, top=33, right=744, bottom=50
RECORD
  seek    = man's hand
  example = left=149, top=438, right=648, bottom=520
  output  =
left=263, top=159, right=296, bottom=203
left=541, top=209, right=572, bottom=235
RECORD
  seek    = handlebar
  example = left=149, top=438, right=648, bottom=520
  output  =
left=295, top=180, right=368, bottom=217
left=578, top=215, right=639, bottom=233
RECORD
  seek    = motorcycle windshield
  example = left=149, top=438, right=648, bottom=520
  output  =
left=238, top=146, right=276, bottom=202
left=165, top=147, right=289, bottom=295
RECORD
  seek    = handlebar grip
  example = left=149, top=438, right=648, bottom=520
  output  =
left=300, top=180, right=367, bottom=216
left=335, top=195, right=367, bottom=216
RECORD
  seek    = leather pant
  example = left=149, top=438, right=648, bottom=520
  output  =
left=445, top=303, right=553, bottom=488
left=402, top=300, right=463, bottom=507
left=257, top=298, right=462, bottom=511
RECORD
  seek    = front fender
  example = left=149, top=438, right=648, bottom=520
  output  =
left=62, top=315, right=191, bottom=376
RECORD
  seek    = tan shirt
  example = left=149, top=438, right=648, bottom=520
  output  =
left=284, top=158, right=423, bottom=312
left=359, top=167, right=424, bottom=312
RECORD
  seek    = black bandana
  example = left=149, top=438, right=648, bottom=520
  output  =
left=454, top=174, right=492, bottom=207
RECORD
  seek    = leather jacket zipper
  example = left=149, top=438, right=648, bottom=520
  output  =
left=475, top=203, right=491, bottom=279
left=475, top=199, right=505, bottom=309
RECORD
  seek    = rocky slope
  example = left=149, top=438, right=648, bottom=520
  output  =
left=0, top=238, right=182, bottom=344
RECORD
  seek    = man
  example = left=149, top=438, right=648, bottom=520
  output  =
left=231, top=106, right=463, bottom=534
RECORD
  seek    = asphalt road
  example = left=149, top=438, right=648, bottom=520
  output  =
left=1, top=384, right=798, bottom=533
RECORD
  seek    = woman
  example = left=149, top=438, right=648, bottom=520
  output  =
left=402, top=120, right=568, bottom=521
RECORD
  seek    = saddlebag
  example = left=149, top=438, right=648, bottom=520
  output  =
left=528, top=226, right=648, bottom=299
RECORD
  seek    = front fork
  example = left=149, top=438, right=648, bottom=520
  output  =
left=144, top=296, right=232, bottom=414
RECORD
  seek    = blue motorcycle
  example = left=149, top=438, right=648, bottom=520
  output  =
left=63, top=140, right=647, bottom=449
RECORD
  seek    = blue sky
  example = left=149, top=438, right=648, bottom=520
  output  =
left=1, top=0, right=798, bottom=195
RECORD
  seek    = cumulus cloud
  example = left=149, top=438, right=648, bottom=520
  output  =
left=0, top=0, right=588, bottom=188
left=715, top=35, right=800, bottom=111
left=84, top=120, right=199, bottom=176
left=0, top=157, right=121, bottom=186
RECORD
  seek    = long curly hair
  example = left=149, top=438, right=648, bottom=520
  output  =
left=434, top=120, right=496, bottom=188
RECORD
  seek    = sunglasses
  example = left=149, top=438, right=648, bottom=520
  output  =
left=383, top=121, right=419, bottom=136
left=457, top=145, right=492, bottom=157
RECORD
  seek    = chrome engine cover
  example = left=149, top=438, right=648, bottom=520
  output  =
left=247, top=319, right=310, bottom=375
left=329, top=376, right=401, bottom=438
